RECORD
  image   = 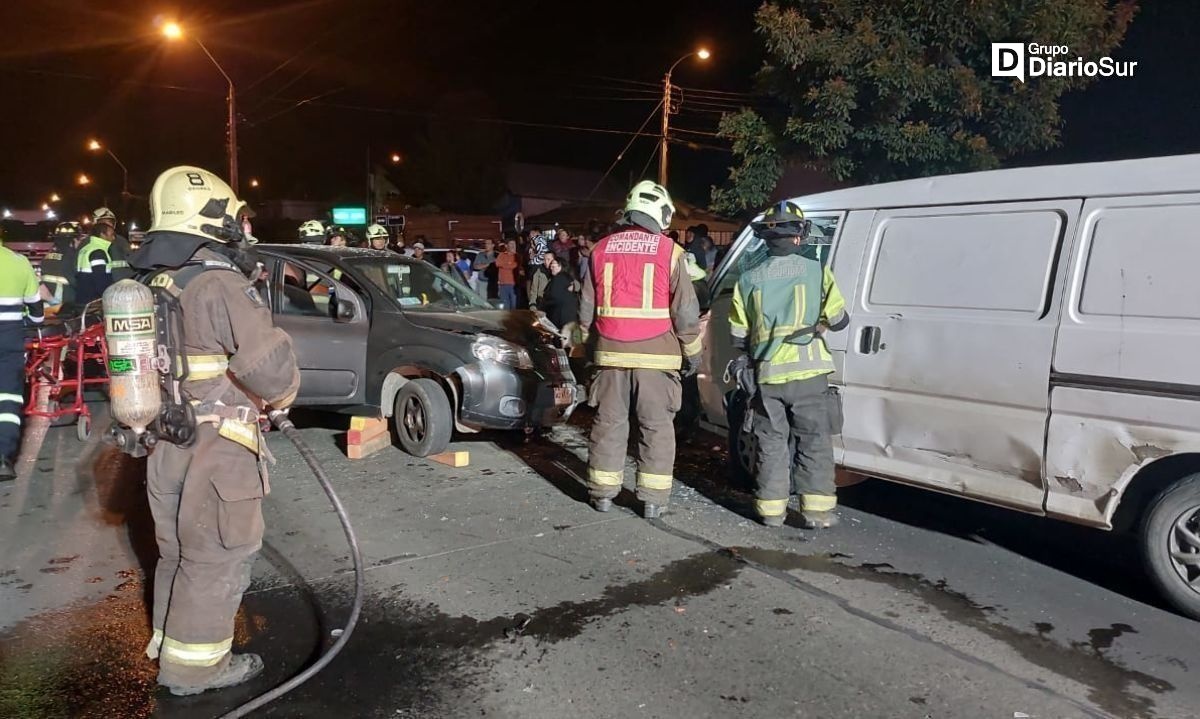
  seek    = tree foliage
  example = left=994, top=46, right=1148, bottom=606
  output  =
left=712, top=0, right=1138, bottom=214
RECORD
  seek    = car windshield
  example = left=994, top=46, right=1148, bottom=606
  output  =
left=353, top=257, right=491, bottom=311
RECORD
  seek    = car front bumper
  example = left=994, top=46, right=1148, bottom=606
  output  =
left=454, top=361, right=582, bottom=430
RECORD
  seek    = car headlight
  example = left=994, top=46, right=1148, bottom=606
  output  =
left=472, top=335, right=533, bottom=369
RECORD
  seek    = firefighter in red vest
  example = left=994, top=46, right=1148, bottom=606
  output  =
left=579, top=180, right=702, bottom=518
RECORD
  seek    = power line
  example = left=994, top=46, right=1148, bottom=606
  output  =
left=587, top=99, right=664, bottom=199
left=676, top=84, right=762, bottom=99
left=637, top=142, right=660, bottom=182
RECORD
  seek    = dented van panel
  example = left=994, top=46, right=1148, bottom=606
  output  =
left=1045, top=387, right=1200, bottom=528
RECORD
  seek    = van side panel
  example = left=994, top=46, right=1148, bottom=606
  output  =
left=1047, top=195, right=1200, bottom=526
left=840, top=200, right=1080, bottom=513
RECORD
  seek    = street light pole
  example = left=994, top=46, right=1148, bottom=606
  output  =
left=195, top=38, right=238, bottom=194
left=659, top=48, right=710, bottom=187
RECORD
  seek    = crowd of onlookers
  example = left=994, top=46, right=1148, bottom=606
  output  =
left=367, top=221, right=719, bottom=334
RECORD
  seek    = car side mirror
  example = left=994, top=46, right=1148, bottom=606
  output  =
left=335, top=298, right=356, bottom=321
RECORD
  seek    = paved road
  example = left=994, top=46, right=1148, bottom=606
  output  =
left=1, top=411, right=1197, bottom=718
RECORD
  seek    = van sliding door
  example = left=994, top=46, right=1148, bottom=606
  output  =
left=840, top=200, right=1080, bottom=513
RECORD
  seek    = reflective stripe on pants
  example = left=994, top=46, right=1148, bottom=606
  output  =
left=586, top=367, right=682, bottom=506
left=0, top=324, right=24, bottom=458
left=149, top=423, right=264, bottom=687
left=751, top=374, right=835, bottom=518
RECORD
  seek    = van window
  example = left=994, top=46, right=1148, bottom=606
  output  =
left=1079, top=205, right=1200, bottom=321
left=867, top=210, right=1063, bottom=315
left=713, top=215, right=840, bottom=299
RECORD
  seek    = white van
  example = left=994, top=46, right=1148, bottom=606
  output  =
left=698, top=154, right=1200, bottom=619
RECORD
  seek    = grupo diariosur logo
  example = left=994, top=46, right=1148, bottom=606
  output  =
left=991, top=43, right=1138, bottom=82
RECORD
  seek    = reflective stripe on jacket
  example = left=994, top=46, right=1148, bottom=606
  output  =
left=579, top=226, right=702, bottom=370
left=730, top=255, right=846, bottom=385
left=0, top=246, right=44, bottom=325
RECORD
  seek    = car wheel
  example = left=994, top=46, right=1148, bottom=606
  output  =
left=393, top=379, right=452, bottom=458
left=726, top=392, right=757, bottom=491
left=1140, top=473, right=1200, bottom=620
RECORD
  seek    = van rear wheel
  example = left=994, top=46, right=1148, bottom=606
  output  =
left=1140, top=473, right=1200, bottom=620
left=393, top=379, right=452, bottom=458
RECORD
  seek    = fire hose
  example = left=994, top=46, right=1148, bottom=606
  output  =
left=217, top=410, right=365, bottom=719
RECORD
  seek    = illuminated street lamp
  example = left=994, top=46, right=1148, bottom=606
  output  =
left=161, top=20, right=239, bottom=192
left=77, top=173, right=92, bottom=186
left=390, top=152, right=403, bottom=164
left=659, top=47, right=711, bottom=185
left=49, top=193, right=61, bottom=203
left=86, top=138, right=129, bottom=198
left=249, top=178, right=260, bottom=188
left=41, top=203, right=50, bottom=211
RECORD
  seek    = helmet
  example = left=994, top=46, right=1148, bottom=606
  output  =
left=750, top=201, right=810, bottom=241
left=54, top=221, right=81, bottom=237
left=298, top=220, right=326, bottom=240
left=365, top=223, right=389, bottom=241
left=623, top=180, right=675, bottom=233
left=92, top=206, right=117, bottom=225
left=147, top=166, right=244, bottom=244
left=326, top=225, right=348, bottom=242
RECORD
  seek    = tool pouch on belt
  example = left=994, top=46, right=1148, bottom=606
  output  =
left=825, top=385, right=844, bottom=436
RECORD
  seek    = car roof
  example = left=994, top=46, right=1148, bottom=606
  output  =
left=257, top=243, right=407, bottom=261
left=788, top=152, right=1200, bottom=213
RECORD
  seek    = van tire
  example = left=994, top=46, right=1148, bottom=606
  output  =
left=1140, top=473, right=1200, bottom=620
left=393, top=379, right=453, bottom=458
left=726, top=392, right=758, bottom=491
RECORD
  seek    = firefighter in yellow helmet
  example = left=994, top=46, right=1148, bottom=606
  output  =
left=729, top=201, right=848, bottom=529
left=578, top=180, right=701, bottom=518
left=127, top=166, right=300, bottom=695
left=365, top=223, right=392, bottom=251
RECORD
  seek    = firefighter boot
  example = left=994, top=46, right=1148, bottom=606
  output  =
left=760, top=513, right=786, bottom=528
left=799, top=510, right=839, bottom=530
left=591, top=497, right=613, bottom=513
left=643, top=503, right=666, bottom=519
left=0, top=456, right=15, bottom=482
left=165, top=653, right=265, bottom=697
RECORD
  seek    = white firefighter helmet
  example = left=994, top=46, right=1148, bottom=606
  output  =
left=147, top=166, right=244, bottom=243
left=299, top=220, right=326, bottom=239
left=92, top=206, right=117, bottom=226
left=365, top=223, right=389, bottom=241
left=623, top=180, right=675, bottom=233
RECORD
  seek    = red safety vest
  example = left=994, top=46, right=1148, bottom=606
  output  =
left=591, top=228, right=674, bottom=342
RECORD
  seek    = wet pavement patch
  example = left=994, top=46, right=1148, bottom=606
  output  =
left=0, top=550, right=746, bottom=718
left=730, top=547, right=1174, bottom=719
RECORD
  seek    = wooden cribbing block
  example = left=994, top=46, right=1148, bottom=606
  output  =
left=347, top=416, right=389, bottom=445
left=427, top=450, right=469, bottom=468
left=347, top=432, right=392, bottom=460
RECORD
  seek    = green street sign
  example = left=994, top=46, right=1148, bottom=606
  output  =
left=331, top=207, right=368, bottom=225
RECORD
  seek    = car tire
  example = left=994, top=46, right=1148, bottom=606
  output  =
left=393, top=379, right=452, bottom=458
left=1140, top=472, right=1200, bottom=620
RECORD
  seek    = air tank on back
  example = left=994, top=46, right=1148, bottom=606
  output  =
left=102, top=279, right=162, bottom=434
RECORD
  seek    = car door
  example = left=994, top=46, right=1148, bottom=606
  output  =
left=839, top=200, right=1080, bottom=512
left=259, top=252, right=370, bottom=405
left=698, top=212, right=847, bottom=434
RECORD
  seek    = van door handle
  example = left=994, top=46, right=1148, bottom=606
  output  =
left=857, top=325, right=883, bottom=355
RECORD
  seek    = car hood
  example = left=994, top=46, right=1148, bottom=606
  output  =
left=404, top=309, right=554, bottom=345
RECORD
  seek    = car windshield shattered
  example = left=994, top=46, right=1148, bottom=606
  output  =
left=353, top=257, right=492, bottom=311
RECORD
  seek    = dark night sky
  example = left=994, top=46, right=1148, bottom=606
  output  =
left=0, top=0, right=1197, bottom=221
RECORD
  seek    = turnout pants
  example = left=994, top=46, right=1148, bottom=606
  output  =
left=587, top=367, right=682, bottom=506
left=0, top=324, right=25, bottom=460
left=145, top=423, right=265, bottom=688
left=752, top=374, right=835, bottom=521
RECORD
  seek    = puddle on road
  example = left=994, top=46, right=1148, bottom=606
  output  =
left=0, top=551, right=744, bottom=718
left=732, top=547, right=1173, bottom=719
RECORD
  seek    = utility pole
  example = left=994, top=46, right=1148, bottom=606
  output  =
left=658, top=49, right=710, bottom=187
left=658, top=70, right=672, bottom=186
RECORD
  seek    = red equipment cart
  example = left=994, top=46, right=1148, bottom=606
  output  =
left=24, top=303, right=110, bottom=441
